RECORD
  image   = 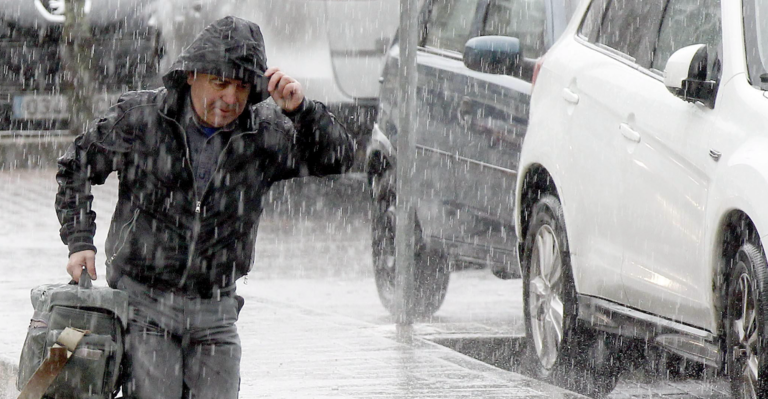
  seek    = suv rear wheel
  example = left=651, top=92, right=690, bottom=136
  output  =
left=726, top=243, right=768, bottom=398
left=370, top=170, right=450, bottom=319
left=522, top=195, right=621, bottom=398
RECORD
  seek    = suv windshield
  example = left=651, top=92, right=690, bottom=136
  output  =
left=744, top=0, right=768, bottom=89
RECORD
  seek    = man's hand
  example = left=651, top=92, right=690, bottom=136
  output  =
left=67, top=250, right=97, bottom=282
left=265, top=67, right=305, bottom=113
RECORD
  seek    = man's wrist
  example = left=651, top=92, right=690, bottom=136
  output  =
left=68, top=241, right=97, bottom=257
left=283, top=98, right=313, bottom=121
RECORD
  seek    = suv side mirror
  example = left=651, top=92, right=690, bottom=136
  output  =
left=664, top=44, right=718, bottom=108
left=464, top=36, right=525, bottom=77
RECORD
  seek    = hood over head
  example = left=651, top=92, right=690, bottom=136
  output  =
left=163, top=16, right=269, bottom=104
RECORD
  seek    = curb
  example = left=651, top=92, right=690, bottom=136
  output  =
left=0, top=356, right=18, bottom=399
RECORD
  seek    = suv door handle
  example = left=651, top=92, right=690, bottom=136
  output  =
left=619, top=123, right=641, bottom=143
left=562, top=88, right=579, bottom=104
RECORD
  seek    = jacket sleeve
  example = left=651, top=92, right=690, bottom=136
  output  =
left=55, top=93, right=135, bottom=256
left=282, top=99, right=356, bottom=178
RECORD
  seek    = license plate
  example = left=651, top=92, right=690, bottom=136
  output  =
left=13, top=94, right=119, bottom=120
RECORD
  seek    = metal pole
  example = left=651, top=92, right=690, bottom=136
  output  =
left=395, top=0, right=419, bottom=341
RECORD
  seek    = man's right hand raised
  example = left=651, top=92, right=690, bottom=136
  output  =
left=67, top=250, right=97, bottom=282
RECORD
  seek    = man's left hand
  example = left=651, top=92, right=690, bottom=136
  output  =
left=265, top=67, right=304, bottom=113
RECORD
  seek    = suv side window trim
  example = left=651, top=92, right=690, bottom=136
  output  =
left=575, top=36, right=640, bottom=70
left=575, top=35, right=666, bottom=84
left=577, top=0, right=664, bottom=68
left=575, top=0, right=720, bottom=84
left=595, top=42, right=636, bottom=63
left=594, top=0, right=666, bottom=68
left=577, top=0, right=608, bottom=43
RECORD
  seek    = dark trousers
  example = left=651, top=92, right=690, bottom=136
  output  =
left=117, top=276, right=241, bottom=399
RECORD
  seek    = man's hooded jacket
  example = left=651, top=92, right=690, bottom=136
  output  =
left=56, top=16, right=355, bottom=295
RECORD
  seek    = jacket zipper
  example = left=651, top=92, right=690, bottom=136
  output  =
left=159, top=111, right=257, bottom=285
left=107, top=208, right=140, bottom=266
left=160, top=113, right=203, bottom=286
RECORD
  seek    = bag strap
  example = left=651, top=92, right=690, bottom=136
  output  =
left=17, top=327, right=88, bottom=399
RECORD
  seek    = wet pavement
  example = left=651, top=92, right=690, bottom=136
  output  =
left=0, top=166, right=732, bottom=398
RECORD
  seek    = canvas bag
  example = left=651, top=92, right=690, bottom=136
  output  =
left=17, top=274, right=129, bottom=399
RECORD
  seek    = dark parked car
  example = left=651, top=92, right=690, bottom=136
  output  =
left=0, top=0, right=162, bottom=133
left=366, top=0, right=578, bottom=317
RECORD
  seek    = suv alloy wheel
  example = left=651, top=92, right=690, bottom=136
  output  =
left=522, top=194, right=621, bottom=397
left=726, top=243, right=768, bottom=398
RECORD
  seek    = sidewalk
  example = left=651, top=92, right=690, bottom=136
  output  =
left=0, top=293, right=579, bottom=399
left=0, top=168, right=583, bottom=398
left=235, top=295, right=580, bottom=398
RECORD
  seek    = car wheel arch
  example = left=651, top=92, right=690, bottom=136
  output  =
left=713, top=210, right=762, bottom=339
left=517, top=164, right=560, bottom=261
left=707, top=157, right=768, bottom=333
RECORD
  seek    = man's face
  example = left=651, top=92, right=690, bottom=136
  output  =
left=187, top=73, right=252, bottom=128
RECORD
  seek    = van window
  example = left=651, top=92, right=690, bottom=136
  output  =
left=652, top=0, right=722, bottom=81
left=482, top=0, right=547, bottom=58
left=424, top=0, right=480, bottom=53
left=595, top=0, right=665, bottom=67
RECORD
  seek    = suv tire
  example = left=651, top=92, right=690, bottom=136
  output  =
left=726, top=243, right=768, bottom=398
left=522, top=195, right=621, bottom=398
left=370, top=170, right=450, bottom=319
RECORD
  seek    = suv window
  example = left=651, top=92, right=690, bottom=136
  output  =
left=424, top=0, right=480, bottom=53
left=481, top=0, right=547, bottom=58
left=578, top=0, right=607, bottom=43
left=595, top=0, right=665, bottom=67
left=743, top=0, right=768, bottom=88
left=653, top=0, right=722, bottom=80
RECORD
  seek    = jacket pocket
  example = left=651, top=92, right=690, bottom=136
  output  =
left=107, top=208, right=140, bottom=266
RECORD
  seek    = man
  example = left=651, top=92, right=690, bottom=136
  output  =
left=55, top=16, right=355, bottom=398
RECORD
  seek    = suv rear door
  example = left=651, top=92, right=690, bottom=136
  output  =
left=537, top=0, right=666, bottom=303
left=618, top=0, right=722, bottom=328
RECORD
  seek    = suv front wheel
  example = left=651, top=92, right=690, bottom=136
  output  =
left=522, top=194, right=621, bottom=398
left=726, top=242, right=768, bottom=398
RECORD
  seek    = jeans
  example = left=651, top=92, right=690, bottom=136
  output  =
left=117, top=276, right=241, bottom=399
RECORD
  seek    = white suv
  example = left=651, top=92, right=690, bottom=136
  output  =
left=468, top=0, right=768, bottom=397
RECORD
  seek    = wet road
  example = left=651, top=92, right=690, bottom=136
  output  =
left=0, top=168, right=731, bottom=398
